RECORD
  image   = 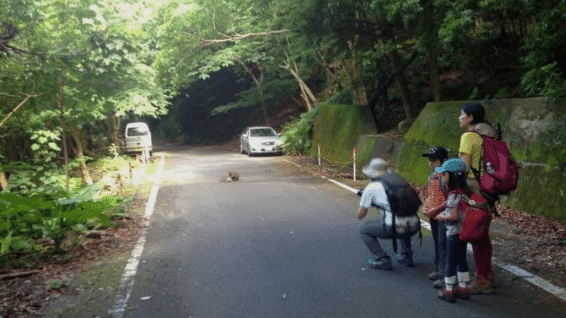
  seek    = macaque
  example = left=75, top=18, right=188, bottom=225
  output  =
left=220, top=171, right=239, bottom=182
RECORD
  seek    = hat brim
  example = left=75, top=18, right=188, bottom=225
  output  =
left=434, top=166, right=446, bottom=174
left=362, top=166, right=389, bottom=179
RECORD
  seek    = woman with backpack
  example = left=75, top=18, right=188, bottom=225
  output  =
left=434, top=158, right=472, bottom=303
left=458, top=101, right=495, bottom=295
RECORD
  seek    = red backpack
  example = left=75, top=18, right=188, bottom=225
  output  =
left=458, top=191, right=491, bottom=242
left=473, top=129, right=519, bottom=197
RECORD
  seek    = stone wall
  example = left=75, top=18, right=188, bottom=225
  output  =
left=399, top=98, right=566, bottom=223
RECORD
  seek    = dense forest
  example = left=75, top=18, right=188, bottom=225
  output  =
left=1, top=0, right=566, bottom=185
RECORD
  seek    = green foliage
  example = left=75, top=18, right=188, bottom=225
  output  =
left=280, top=108, right=320, bottom=155
left=520, top=0, right=566, bottom=99
left=30, top=129, right=61, bottom=162
left=0, top=182, right=127, bottom=263
left=5, top=161, right=67, bottom=197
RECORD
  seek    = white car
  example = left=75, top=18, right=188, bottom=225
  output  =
left=240, top=126, right=284, bottom=156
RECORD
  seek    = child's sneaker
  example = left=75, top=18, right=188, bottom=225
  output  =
left=456, top=287, right=470, bottom=300
left=438, top=288, right=456, bottom=303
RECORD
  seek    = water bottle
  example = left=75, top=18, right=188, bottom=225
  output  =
left=486, top=162, right=495, bottom=174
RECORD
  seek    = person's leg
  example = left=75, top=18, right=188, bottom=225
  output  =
left=470, top=233, right=494, bottom=294
left=436, top=221, right=447, bottom=276
left=397, top=233, right=414, bottom=267
left=359, top=220, right=392, bottom=270
left=456, top=238, right=471, bottom=299
left=430, top=219, right=440, bottom=278
left=358, top=220, right=387, bottom=257
left=439, top=234, right=458, bottom=302
left=432, top=221, right=447, bottom=288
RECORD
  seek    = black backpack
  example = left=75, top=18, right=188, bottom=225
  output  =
left=374, top=173, right=422, bottom=252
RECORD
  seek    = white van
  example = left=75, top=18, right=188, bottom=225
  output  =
left=124, top=122, right=152, bottom=156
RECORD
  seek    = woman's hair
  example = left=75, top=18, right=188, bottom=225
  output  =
left=446, top=171, right=472, bottom=193
left=462, top=102, right=485, bottom=124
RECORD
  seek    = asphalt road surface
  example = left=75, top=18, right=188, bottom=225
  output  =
left=121, top=147, right=566, bottom=318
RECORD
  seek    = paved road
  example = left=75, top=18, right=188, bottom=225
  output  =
left=122, top=147, right=566, bottom=318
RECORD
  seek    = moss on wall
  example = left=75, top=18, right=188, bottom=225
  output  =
left=309, top=103, right=376, bottom=165
left=399, top=97, right=566, bottom=223
left=308, top=98, right=566, bottom=222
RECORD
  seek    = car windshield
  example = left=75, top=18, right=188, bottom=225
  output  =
left=250, top=128, right=276, bottom=137
left=127, top=127, right=148, bottom=136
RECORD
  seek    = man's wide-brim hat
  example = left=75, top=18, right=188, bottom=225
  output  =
left=362, top=158, right=390, bottom=179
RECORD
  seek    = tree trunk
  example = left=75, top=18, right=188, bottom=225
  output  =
left=109, top=112, right=121, bottom=154
left=280, top=59, right=317, bottom=110
left=421, top=0, right=442, bottom=102
left=69, top=125, right=93, bottom=185
left=235, top=59, right=270, bottom=125
left=0, top=170, right=8, bottom=191
left=317, top=51, right=340, bottom=100
left=279, top=42, right=317, bottom=110
left=346, top=39, right=368, bottom=106
left=427, top=49, right=442, bottom=101
left=388, top=49, right=415, bottom=120
left=58, top=76, right=70, bottom=191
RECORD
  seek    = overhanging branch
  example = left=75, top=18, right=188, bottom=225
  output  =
left=196, top=29, right=290, bottom=46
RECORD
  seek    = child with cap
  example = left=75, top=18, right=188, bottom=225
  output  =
left=422, top=147, right=449, bottom=289
left=434, top=158, right=472, bottom=303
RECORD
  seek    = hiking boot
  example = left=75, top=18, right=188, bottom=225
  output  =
left=432, top=279, right=444, bottom=289
left=428, top=272, right=439, bottom=281
left=455, top=287, right=470, bottom=300
left=438, top=288, right=456, bottom=303
left=468, top=277, right=495, bottom=295
left=367, top=255, right=393, bottom=270
left=397, top=254, right=414, bottom=267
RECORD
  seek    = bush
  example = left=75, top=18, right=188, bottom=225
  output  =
left=0, top=183, right=129, bottom=264
left=280, top=108, right=319, bottom=155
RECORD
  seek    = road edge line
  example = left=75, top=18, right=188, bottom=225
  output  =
left=108, top=154, right=165, bottom=318
left=323, top=176, right=566, bottom=303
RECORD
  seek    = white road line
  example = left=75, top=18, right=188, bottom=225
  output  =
left=325, top=177, right=566, bottom=303
left=109, top=154, right=165, bottom=318
left=283, top=158, right=302, bottom=168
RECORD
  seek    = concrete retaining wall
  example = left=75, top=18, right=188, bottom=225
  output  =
left=309, top=98, right=566, bottom=223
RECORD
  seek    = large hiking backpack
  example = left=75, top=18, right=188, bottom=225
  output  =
left=472, top=129, right=519, bottom=199
left=376, top=173, right=422, bottom=252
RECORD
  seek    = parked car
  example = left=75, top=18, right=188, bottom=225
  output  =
left=240, top=126, right=283, bottom=156
left=124, top=122, right=152, bottom=157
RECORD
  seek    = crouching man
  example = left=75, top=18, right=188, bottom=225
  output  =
left=357, top=158, right=421, bottom=270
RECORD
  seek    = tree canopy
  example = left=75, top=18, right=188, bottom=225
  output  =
left=1, top=0, right=566, bottom=161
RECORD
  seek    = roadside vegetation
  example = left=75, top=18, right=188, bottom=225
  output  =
left=0, top=155, right=146, bottom=271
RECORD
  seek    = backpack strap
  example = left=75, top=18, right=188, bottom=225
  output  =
left=470, top=130, right=484, bottom=184
left=374, top=176, right=423, bottom=253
